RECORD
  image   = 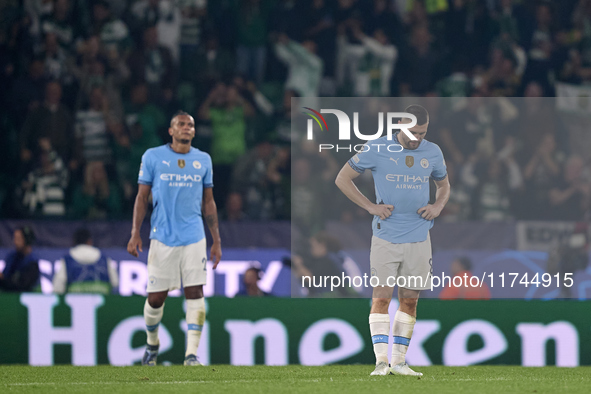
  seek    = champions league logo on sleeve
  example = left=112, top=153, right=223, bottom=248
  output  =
left=303, top=108, right=418, bottom=152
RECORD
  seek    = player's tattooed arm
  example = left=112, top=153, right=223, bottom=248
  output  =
left=203, top=187, right=222, bottom=268
left=205, top=213, right=218, bottom=230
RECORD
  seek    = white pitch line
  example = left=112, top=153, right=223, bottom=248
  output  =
left=5, top=378, right=346, bottom=387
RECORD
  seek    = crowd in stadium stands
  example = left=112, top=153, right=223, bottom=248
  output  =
left=1, top=0, right=590, bottom=223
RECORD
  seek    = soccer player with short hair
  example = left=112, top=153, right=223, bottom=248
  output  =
left=127, top=111, right=222, bottom=366
left=335, top=105, right=450, bottom=376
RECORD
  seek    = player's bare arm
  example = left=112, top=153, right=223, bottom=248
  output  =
left=335, top=163, right=394, bottom=220
left=417, top=175, right=450, bottom=221
left=203, top=187, right=222, bottom=268
left=127, top=184, right=151, bottom=257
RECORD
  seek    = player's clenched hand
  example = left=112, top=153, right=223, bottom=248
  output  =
left=417, top=204, right=442, bottom=221
left=367, top=203, right=394, bottom=220
left=127, top=234, right=143, bottom=257
left=210, top=242, right=222, bottom=269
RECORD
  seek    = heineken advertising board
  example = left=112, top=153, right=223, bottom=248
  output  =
left=0, top=294, right=589, bottom=366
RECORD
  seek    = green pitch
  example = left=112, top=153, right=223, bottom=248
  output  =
left=1, top=365, right=590, bottom=394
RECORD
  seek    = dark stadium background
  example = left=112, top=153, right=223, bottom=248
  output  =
left=0, top=0, right=590, bottom=367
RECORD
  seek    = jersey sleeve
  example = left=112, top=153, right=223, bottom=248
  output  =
left=138, top=151, right=155, bottom=185
left=347, top=145, right=376, bottom=173
left=203, top=154, right=213, bottom=188
left=431, top=145, right=448, bottom=181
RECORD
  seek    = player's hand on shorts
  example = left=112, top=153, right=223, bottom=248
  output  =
left=127, top=234, right=143, bottom=257
left=210, top=242, right=222, bottom=269
left=417, top=204, right=442, bottom=221
left=367, top=203, right=394, bottom=220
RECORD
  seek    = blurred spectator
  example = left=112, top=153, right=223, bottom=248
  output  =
left=436, top=57, right=472, bottom=97
left=483, top=47, right=520, bottom=97
left=364, top=0, right=403, bottom=47
left=548, top=155, right=591, bottom=220
left=129, top=0, right=162, bottom=31
left=129, top=0, right=185, bottom=63
left=74, top=35, right=101, bottom=71
left=10, top=58, right=47, bottom=126
left=53, top=227, right=118, bottom=294
left=338, top=23, right=397, bottom=96
left=21, top=138, right=68, bottom=217
left=304, top=0, right=336, bottom=78
left=40, top=0, right=76, bottom=51
left=292, top=231, right=360, bottom=297
left=439, top=160, right=472, bottom=222
left=0, top=226, right=39, bottom=293
left=514, top=84, right=558, bottom=150
left=236, top=266, right=270, bottom=297
left=233, top=75, right=274, bottom=118
left=128, top=26, right=175, bottom=103
left=222, top=192, right=248, bottom=222
left=439, top=257, right=491, bottom=300
left=24, top=0, right=54, bottom=38
left=269, top=0, right=305, bottom=42
left=274, top=34, right=323, bottom=98
left=40, top=32, right=70, bottom=82
left=117, top=83, right=165, bottom=201
left=193, top=33, right=234, bottom=89
left=399, top=25, right=443, bottom=96
left=272, top=89, right=298, bottom=142
left=69, top=161, right=123, bottom=219
left=568, top=0, right=591, bottom=83
left=475, top=159, right=512, bottom=221
left=266, top=145, right=290, bottom=220
left=20, top=81, right=74, bottom=169
left=198, top=83, right=254, bottom=208
left=231, top=141, right=276, bottom=220
left=522, top=2, right=557, bottom=90
left=522, top=133, right=565, bottom=219
left=76, top=56, right=126, bottom=121
left=440, top=97, right=492, bottom=169
left=177, top=0, right=208, bottom=74
left=235, top=0, right=272, bottom=84
left=92, top=0, right=131, bottom=55
left=546, top=222, right=590, bottom=298
left=74, top=86, right=115, bottom=165
left=291, top=157, right=323, bottom=235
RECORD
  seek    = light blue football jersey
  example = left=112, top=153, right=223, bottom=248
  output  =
left=138, top=144, right=213, bottom=246
left=348, top=132, right=447, bottom=244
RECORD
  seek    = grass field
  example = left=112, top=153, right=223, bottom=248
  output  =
left=2, top=365, right=590, bottom=394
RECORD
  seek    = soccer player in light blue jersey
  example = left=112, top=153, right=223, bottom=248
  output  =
left=127, top=111, right=222, bottom=366
left=336, top=105, right=450, bottom=376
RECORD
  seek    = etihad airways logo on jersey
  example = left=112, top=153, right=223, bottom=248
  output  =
left=160, top=173, right=202, bottom=183
left=386, top=174, right=430, bottom=189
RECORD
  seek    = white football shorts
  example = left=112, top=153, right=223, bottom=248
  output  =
left=370, top=233, right=432, bottom=290
left=146, top=238, right=208, bottom=293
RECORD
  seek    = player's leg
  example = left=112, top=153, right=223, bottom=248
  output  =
left=145, top=291, right=168, bottom=345
left=370, top=285, right=395, bottom=375
left=181, top=238, right=208, bottom=366
left=142, top=290, right=168, bottom=365
left=390, top=234, right=432, bottom=376
left=390, top=287, right=421, bottom=375
left=183, top=285, right=205, bottom=365
left=369, top=236, right=402, bottom=376
left=142, top=239, right=182, bottom=366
